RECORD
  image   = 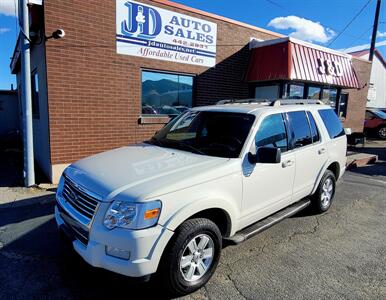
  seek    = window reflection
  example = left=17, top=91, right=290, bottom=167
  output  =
left=142, top=71, right=194, bottom=116
left=284, top=84, right=304, bottom=99
left=307, top=86, right=321, bottom=99
left=255, top=85, right=279, bottom=100
left=322, top=88, right=337, bottom=110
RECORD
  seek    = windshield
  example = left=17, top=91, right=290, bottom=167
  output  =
left=145, top=110, right=255, bottom=158
left=371, top=109, right=386, bottom=119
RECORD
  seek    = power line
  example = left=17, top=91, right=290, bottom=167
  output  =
left=263, top=0, right=372, bottom=44
left=265, top=0, right=283, bottom=9
left=358, top=25, right=374, bottom=40
left=328, top=0, right=373, bottom=46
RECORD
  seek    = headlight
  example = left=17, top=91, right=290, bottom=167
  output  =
left=103, top=200, right=162, bottom=230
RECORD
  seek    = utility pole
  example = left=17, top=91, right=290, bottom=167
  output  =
left=20, top=0, right=35, bottom=187
left=369, top=0, right=381, bottom=61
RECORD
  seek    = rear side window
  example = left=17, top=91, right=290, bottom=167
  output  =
left=287, top=111, right=312, bottom=148
left=306, top=111, right=320, bottom=143
left=318, top=109, right=345, bottom=139
left=255, top=113, right=288, bottom=152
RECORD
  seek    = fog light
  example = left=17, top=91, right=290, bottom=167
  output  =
left=105, top=246, right=130, bottom=260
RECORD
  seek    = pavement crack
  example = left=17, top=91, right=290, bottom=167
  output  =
left=203, top=285, right=212, bottom=300
left=288, top=216, right=320, bottom=241
left=223, top=264, right=249, bottom=299
left=226, top=274, right=248, bottom=300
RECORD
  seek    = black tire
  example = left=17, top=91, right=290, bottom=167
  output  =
left=311, top=170, right=336, bottom=213
left=159, top=218, right=222, bottom=297
left=377, top=125, right=386, bottom=140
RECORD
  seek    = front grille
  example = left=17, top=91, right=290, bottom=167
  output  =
left=66, top=221, right=89, bottom=245
left=58, top=202, right=89, bottom=246
left=62, top=176, right=99, bottom=222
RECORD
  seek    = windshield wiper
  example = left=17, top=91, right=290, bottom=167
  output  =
left=163, top=139, right=206, bottom=155
left=144, top=137, right=163, bottom=146
left=146, top=137, right=206, bottom=155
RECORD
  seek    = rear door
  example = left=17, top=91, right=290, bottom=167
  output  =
left=317, top=108, right=347, bottom=180
left=286, top=110, right=329, bottom=202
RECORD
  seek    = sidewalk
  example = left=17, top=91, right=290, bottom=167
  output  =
left=0, top=186, right=56, bottom=208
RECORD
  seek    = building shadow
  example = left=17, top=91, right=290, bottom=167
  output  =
left=195, top=44, right=251, bottom=106
left=0, top=197, right=173, bottom=299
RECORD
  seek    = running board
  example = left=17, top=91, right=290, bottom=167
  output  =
left=224, top=199, right=311, bottom=245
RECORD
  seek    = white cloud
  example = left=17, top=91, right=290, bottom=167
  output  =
left=338, top=40, right=386, bottom=53
left=369, top=31, right=386, bottom=39
left=0, top=27, right=11, bottom=34
left=377, top=31, right=386, bottom=38
left=268, top=15, right=335, bottom=44
left=0, top=0, right=18, bottom=16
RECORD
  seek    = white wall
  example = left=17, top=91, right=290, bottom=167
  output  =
left=360, top=53, right=386, bottom=108
left=15, top=40, right=52, bottom=181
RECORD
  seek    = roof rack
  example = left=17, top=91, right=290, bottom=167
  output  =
left=216, top=98, right=273, bottom=105
left=216, top=98, right=325, bottom=106
left=273, top=99, right=324, bottom=106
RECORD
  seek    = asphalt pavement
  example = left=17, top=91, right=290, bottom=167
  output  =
left=0, top=144, right=385, bottom=299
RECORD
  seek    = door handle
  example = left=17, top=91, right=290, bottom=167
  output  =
left=318, top=148, right=327, bottom=155
left=282, top=159, right=294, bottom=168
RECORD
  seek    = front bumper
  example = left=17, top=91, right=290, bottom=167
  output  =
left=55, top=205, right=174, bottom=277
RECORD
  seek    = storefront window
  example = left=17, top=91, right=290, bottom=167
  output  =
left=255, top=85, right=279, bottom=100
left=338, top=93, right=348, bottom=118
left=141, top=71, right=194, bottom=116
left=284, top=84, right=304, bottom=99
left=307, top=86, right=321, bottom=99
left=322, top=88, right=337, bottom=110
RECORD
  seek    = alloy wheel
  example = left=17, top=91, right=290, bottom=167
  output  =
left=179, top=234, right=214, bottom=282
left=321, top=178, right=333, bottom=208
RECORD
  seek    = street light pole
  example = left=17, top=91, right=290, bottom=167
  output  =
left=20, top=0, right=35, bottom=187
left=369, top=0, right=381, bottom=61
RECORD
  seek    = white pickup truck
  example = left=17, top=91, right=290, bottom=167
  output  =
left=55, top=99, right=347, bottom=296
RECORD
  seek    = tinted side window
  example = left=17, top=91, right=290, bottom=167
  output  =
left=287, top=111, right=312, bottom=148
left=255, top=113, right=288, bottom=152
left=307, top=111, right=320, bottom=143
left=318, top=109, right=345, bottom=139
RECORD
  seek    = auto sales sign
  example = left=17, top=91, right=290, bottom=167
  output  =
left=116, top=0, right=217, bottom=67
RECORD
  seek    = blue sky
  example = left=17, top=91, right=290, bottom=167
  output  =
left=1, top=0, right=385, bottom=90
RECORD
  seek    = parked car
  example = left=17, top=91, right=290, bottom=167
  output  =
left=55, top=99, right=347, bottom=296
left=364, top=108, right=386, bottom=139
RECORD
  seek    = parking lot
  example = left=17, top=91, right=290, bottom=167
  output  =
left=0, top=142, right=385, bottom=299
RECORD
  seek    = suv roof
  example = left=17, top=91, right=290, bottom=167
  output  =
left=192, top=99, right=331, bottom=116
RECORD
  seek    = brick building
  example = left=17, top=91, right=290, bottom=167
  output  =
left=11, top=0, right=371, bottom=183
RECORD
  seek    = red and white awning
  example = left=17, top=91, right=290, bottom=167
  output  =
left=246, top=37, right=361, bottom=89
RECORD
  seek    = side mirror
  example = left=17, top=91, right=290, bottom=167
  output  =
left=248, top=147, right=281, bottom=164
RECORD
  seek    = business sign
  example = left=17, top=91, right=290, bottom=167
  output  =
left=317, top=57, right=344, bottom=77
left=116, top=0, right=217, bottom=67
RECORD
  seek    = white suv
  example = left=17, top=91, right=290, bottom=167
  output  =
left=55, top=99, right=347, bottom=296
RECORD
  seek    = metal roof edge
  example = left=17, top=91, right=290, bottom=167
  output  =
left=10, top=33, right=21, bottom=74
left=250, top=36, right=352, bottom=58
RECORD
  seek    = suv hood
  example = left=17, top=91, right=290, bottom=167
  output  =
left=64, top=144, right=232, bottom=202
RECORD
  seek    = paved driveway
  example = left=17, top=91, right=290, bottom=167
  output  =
left=0, top=146, right=385, bottom=299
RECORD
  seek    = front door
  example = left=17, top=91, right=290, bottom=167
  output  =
left=240, top=113, right=295, bottom=229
